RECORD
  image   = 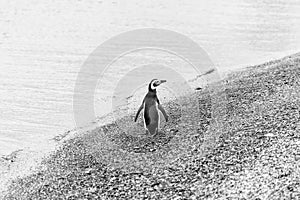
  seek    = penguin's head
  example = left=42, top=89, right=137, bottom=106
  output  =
left=148, top=79, right=167, bottom=92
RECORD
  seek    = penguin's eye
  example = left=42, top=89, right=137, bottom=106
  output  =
left=153, top=81, right=159, bottom=87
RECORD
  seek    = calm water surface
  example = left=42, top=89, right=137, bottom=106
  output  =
left=0, top=0, right=299, bottom=155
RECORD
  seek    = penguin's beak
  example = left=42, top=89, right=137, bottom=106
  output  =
left=159, top=80, right=167, bottom=84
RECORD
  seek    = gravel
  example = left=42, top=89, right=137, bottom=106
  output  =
left=3, top=53, right=300, bottom=199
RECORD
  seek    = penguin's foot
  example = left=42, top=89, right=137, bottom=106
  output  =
left=153, top=129, right=159, bottom=137
left=145, top=130, right=151, bottom=136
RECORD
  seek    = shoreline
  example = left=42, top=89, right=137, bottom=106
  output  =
left=1, top=50, right=299, bottom=158
left=1, top=52, right=300, bottom=199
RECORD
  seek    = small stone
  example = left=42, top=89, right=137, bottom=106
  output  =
left=264, top=133, right=275, bottom=137
left=84, top=168, right=93, bottom=174
left=87, top=187, right=97, bottom=193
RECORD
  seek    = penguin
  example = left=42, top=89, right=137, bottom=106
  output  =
left=134, top=79, right=168, bottom=135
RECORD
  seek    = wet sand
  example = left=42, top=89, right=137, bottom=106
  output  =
left=2, top=53, right=300, bottom=199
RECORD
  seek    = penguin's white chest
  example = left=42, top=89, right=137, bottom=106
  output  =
left=148, top=103, right=159, bottom=121
left=142, top=101, right=160, bottom=132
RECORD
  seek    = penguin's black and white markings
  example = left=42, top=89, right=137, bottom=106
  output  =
left=134, top=79, right=169, bottom=135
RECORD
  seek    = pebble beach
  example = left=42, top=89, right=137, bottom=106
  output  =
left=2, top=53, right=300, bottom=199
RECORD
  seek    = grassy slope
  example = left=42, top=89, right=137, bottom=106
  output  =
left=3, top=53, right=300, bottom=200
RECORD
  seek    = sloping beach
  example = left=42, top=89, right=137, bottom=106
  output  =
left=2, top=53, right=300, bottom=199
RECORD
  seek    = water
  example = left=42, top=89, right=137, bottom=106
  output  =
left=0, top=0, right=300, bottom=155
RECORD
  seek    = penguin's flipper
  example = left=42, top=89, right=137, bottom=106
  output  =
left=158, top=104, right=168, bottom=122
left=134, top=102, right=144, bottom=122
